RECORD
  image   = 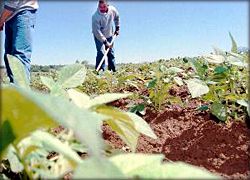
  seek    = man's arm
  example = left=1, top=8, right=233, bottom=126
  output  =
left=92, top=15, right=106, bottom=43
left=113, top=8, right=120, bottom=28
left=0, top=8, right=13, bottom=31
left=113, top=7, right=120, bottom=35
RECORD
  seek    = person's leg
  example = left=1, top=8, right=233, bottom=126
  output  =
left=107, top=36, right=116, bottom=72
left=11, top=10, right=37, bottom=82
left=4, top=20, right=14, bottom=83
left=94, top=36, right=105, bottom=71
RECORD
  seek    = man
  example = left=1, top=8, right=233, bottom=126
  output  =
left=92, top=0, right=120, bottom=72
left=0, top=0, right=38, bottom=83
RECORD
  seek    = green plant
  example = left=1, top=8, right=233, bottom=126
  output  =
left=1, top=55, right=221, bottom=179
left=186, top=33, right=248, bottom=122
left=146, top=65, right=183, bottom=110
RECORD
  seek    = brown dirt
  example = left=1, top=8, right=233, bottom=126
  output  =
left=102, top=93, right=250, bottom=179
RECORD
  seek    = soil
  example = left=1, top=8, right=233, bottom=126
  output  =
left=102, top=86, right=250, bottom=179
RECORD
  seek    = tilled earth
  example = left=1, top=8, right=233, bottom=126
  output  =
left=103, top=86, right=250, bottom=179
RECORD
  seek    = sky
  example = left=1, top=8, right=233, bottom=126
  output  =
left=0, top=1, right=249, bottom=65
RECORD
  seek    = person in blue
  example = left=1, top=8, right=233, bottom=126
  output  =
left=0, top=0, right=38, bottom=83
left=92, top=0, right=120, bottom=72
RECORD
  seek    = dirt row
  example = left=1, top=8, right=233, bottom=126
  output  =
left=103, top=86, right=250, bottom=179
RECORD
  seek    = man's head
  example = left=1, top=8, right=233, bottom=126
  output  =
left=98, top=0, right=108, bottom=13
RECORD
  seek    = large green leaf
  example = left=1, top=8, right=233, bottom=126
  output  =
left=211, top=102, right=227, bottom=121
left=68, top=89, right=131, bottom=109
left=1, top=86, right=106, bottom=157
left=29, top=91, right=106, bottom=157
left=7, top=54, right=30, bottom=89
left=185, top=78, right=209, bottom=98
left=1, top=87, right=58, bottom=156
left=110, top=153, right=220, bottom=179
left=229, top=32, right=238, bottom=53
left=89, top=93, right=132, bottom=108
left=227, top=55, right=248, bottom=67
left=96, top=106, right=139, bottom=152
left=126, top=112, right=157, bottom=139
left=74, top=157, right=124, bottom=179
left=57, top=64, right=86, bottom=88
left=204, top=55, right=225, bottom=64
left=67, top=89, right=91, bottom=108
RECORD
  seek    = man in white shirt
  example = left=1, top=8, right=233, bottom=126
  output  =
left=92, top=0, right=120, bottom=72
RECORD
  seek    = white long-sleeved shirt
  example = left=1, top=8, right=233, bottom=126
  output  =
left=4, top=0, right=38, bottom=21
left=92, top=5, right=120, bottom=42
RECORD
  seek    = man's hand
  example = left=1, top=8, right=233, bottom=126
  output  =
left=114, top=26, right=120, bottom=36
left=103, top=40, right=113, bottom=50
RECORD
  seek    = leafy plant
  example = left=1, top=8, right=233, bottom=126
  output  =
left=40, top=63, right=86, bottom=97
left=146, top=65, right=182, bottom=110
left=185, top=33, right=248, bottom=122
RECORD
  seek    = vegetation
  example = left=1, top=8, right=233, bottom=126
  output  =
left=0, top=33, right=248, bottom=179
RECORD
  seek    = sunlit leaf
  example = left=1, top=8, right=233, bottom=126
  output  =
left=229, top=32, right=238, bottom=53
left=185, top=78, right=209, bottom=98
left=57, top=64, right=86, bottom=88
left=227, top=55, right=247, bottom=67
left=68, top=89, right=131, bottom=109
left=96, top=106, right=139, bottom=152
left=205, top=55, right=225, bottom=64
left=67, top=89, right=91, bottom=108
left=89, top=93, right=131, bottom=108
left=126, top=112, right=157, bottom=139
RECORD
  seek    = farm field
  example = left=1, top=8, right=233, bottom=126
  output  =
left=0, top=36, right=249, bottom=179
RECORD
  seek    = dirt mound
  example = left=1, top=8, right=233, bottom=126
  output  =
left=102, top=105, right=250, bottom=179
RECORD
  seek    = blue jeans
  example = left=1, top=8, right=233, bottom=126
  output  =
left=94, top=36, right=116, bottom=72
left=4, top=9, right=37, bottom=83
